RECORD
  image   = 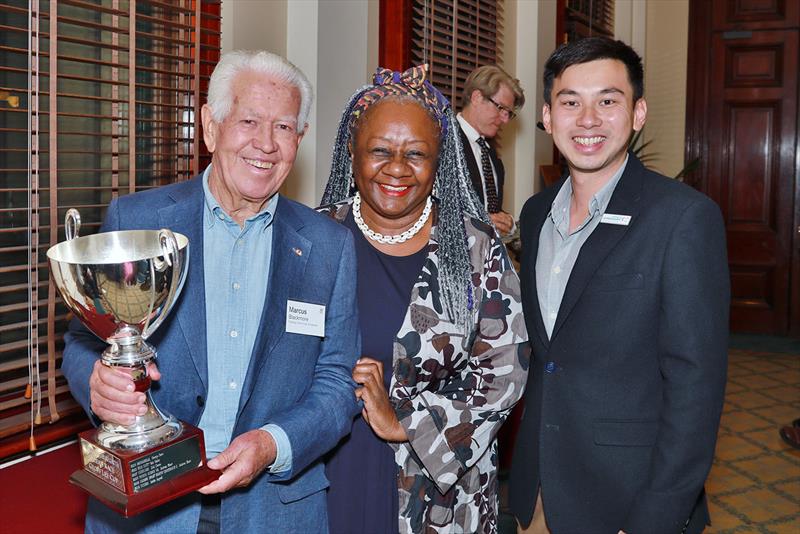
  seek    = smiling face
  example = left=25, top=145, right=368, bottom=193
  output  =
left=351, top=99, right=440, bottom=232
left=543, top=58, right=646, bottom=184
left=202, top=69, right=304, bottom=221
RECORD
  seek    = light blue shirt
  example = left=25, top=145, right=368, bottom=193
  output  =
left=199, top=166, right=292, bottom=473
left=536, top=156, right=628, bottom=338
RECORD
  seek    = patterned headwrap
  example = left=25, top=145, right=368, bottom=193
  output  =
left=349, top=64, right=451, bottom=137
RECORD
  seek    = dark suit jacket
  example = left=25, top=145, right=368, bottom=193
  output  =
left=458, top=123, right=505, bottom=208
left=509, top=154, right=730, bottom=534
left=62, top=176, right=360, bottom=533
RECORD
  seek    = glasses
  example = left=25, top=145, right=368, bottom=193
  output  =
left=485, top=95, right=516, bottom=120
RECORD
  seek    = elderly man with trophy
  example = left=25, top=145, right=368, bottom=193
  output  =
left=57, top=51, right=360, bottom=533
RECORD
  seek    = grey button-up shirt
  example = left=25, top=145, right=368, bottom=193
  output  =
left=536, top=156, right=628, bottom=338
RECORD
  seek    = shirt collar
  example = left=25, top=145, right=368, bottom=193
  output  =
left=456, top=113, right=483, bottom=143
left=548, top=154, right=629, bottom=227
left=202, top=165, right=278, bottom=231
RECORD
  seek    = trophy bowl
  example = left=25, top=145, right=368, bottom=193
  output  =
left=48, top=209, right=216, bottom=516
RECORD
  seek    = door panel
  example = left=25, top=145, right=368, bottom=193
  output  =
left=688, top=0, right=798, bottom=334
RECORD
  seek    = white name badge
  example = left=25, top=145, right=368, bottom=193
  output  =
left=600, top=213, right=631, bottom=226
left=286, top=300, right=326, bottom=337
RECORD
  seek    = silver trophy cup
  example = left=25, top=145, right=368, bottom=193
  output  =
left=48, top=209, right=216, bottom=516
left=47, top=209, right=189, bottom=450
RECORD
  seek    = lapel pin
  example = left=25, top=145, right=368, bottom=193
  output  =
left=293, top=247, right=303, bottom=256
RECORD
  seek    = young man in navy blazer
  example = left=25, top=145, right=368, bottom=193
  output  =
left=509, top=38, right=729, bottom=534
left=62, top=51, right=360, bottom=533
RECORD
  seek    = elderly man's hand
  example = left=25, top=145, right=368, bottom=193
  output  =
left=198, top=429, right=277, bottom=494
left=89, top=359, right=161, bottom=426
left=489, top=211, right=514, bottom=235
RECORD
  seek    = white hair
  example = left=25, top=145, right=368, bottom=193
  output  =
left=206, top=50, right=313, bottom=133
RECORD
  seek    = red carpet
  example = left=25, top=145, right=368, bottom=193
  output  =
left=0, top=442, right=86, bottom=533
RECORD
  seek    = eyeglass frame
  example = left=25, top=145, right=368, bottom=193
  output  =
left=484, top=94, right=517, bottom=120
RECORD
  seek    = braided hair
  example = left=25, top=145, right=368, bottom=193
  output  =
left=321, top=66, right=490, bottom=330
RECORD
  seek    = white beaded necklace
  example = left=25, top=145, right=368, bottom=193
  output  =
left=352, top=192, right=433, bottom=245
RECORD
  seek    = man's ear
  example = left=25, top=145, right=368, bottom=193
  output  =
left=469, top=89, right=483, bottom=107
left=633, top=98, right=647, bottom=132
left=542, top=103, right=552, bottom=134
left=296, top=123, right=307, bottom=147
left=201, top=104, right=218, bottom=153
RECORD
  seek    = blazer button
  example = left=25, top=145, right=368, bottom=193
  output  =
left=196, top=395, right=205, bottom=407
left=544, top=361, right=557, bottom=374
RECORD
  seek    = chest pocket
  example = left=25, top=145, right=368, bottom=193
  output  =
left=585, top=272, right=644, bottom=293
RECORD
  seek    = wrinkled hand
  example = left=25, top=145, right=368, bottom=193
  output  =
left=199, top=429, right=277, bottom=494
left=89, top=359, right=161, bottom=426
left=489, top=211, right=514, bottom=235
left=353, top=357, right=407, bottom=442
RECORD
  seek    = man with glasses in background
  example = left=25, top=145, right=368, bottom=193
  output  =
left=457, top=65, right=525, bottom=236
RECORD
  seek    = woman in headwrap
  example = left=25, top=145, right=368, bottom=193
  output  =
left=320, top=65, right=529, bottom=534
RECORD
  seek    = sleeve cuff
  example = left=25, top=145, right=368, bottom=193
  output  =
left=261, top=423, right=292, bottom=474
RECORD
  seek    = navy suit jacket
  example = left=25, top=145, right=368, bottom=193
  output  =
left=62, top=176, right=360, bottom=533
left=459, top=124, right=505, bottom=208
left=509, top=155, right=729, bottom=534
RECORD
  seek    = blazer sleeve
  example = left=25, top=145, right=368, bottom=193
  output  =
left=396, top=232, right=531, bottom=493
left=61, top=199, right=124, bottom=424
left=265, top=229, right=361, bottom=481
left=623, top=197, right=729, bottom=533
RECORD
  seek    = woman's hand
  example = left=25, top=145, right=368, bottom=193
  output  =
left=353, top=357, right=407, bottom=442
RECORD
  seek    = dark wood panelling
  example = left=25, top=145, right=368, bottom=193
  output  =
left=687, top=0, right=799, bottom=335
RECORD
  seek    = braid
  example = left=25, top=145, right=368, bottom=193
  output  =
left=434, top=107, right=490, bottom=329
left=321, top=86, right=370, bottom=206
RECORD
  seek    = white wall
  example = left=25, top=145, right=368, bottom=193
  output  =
left=501, top=0, right=557, bottom=217
left=642, top=0, right=689, bottom=177
left=221, top=0, right=377, bottom=207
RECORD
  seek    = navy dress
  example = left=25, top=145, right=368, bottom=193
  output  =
left=326, top=211, right=427, bottom=534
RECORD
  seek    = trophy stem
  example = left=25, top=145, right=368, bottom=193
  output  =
left=97, top=344, right=181, bottom=451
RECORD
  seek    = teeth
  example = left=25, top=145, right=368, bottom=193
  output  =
left=382, top=184, right=408, bottom=192
left=573, top=136, right=605, bottom=146
left=244, top=158, right=274, bottom=169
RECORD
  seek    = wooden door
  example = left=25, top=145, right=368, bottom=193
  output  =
left=686, top=0, right=800, bottom=335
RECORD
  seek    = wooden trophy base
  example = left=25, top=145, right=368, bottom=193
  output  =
left=69, top=421, right=219, bottom=517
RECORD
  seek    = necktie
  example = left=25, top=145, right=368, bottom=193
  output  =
left=476, top=137, right=501, bottom=213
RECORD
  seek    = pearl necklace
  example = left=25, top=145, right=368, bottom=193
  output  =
left=352, top=192, right=432, bottom=245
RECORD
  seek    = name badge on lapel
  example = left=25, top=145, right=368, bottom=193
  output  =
left=600, top=213, right=631, bottom=226
left=286, top=300, right=326, bottom=337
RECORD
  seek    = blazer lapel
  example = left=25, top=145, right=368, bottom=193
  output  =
left=524, top=185, right=560, bottom=349
left=550, top=156, right=644, bottom=341
left=238, top=197, right=311, bottom=412
left=160, top=178, right=208, bottom=390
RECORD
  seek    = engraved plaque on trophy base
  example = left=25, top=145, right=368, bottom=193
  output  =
left=69, top=422, right=219, bottom=517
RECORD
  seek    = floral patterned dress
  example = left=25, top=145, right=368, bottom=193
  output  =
left=321, top=199, right=530, bottom=534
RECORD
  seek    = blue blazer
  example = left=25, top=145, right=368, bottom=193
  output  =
left=62, top=176, right=360, bottom=533
left=509, top=155, right=730, bottom=534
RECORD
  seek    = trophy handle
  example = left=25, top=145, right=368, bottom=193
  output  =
left=141, top=229, right=182, bottom=340
left=65, top=208, right=81, bottom=240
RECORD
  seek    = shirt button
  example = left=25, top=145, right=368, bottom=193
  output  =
left=228, top=381, right=237, bottom=390
left=553, top=266, right=561, bottom=274
left=217, top=212, right=224, bottom=220
left=232, top=282, right=240, bottom=290
left=229, top=329, right=238, bottom=338
left=549, top=312, right=557, bottom=319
